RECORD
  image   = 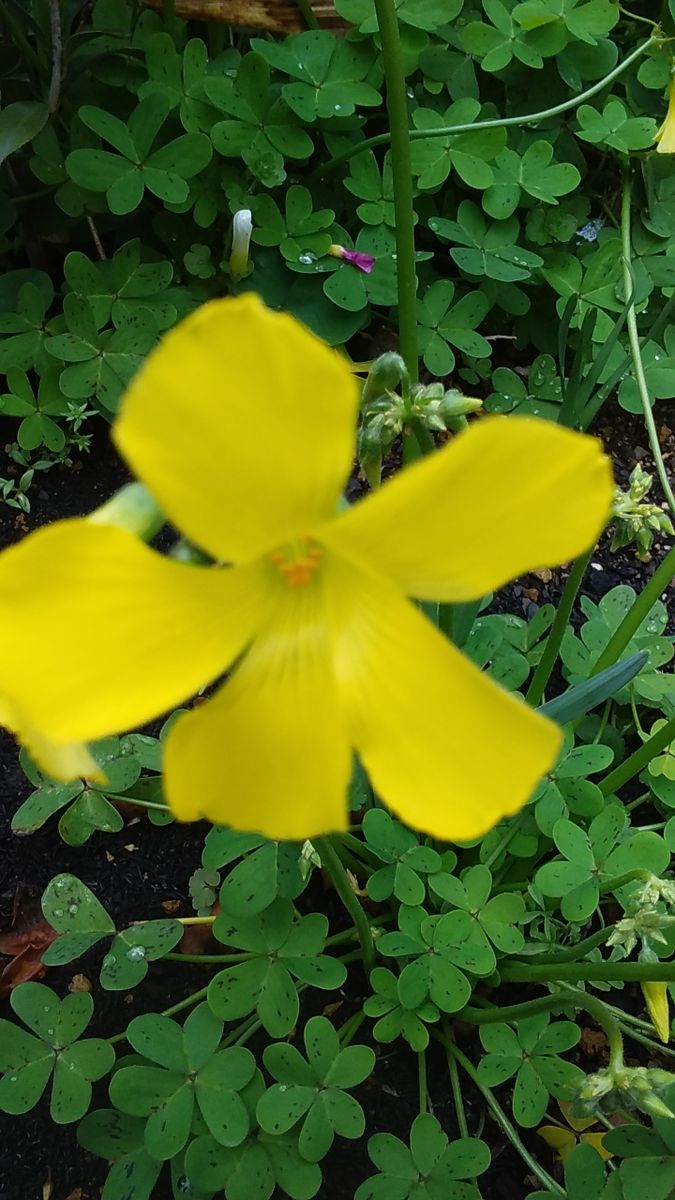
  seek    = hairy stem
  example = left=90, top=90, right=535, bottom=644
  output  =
left=315, top=837, right=375, bottom=970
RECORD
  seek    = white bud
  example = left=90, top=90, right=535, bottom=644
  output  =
left=229, top=209, right=253, bottom=282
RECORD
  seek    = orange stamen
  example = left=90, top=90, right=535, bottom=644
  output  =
left=270, top=537, right=323, bottom=587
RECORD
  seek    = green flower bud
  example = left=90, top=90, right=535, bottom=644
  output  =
left=89, top=482, right=164, bottom=541
left=358, top=422, right=385, bottom=490
left=362, top=353, right=408, bottom=408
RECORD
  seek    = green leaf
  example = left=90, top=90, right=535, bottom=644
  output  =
left=0, top=102, right=49, bottom=166
left=41, top=874, right=115, bottom=964
left=100, top=920, right=183, bottom=990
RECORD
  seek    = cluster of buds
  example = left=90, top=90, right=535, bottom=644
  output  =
left=571, top=1063, right=675, bottom=1121
left=358, top=352, right=482, bottom=488
left=608, top=874, right=675, bottom=1042
left=610, top=464, right=674, bottom=560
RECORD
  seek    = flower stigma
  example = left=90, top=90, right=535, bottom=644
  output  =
left=269, top=536, right=323, bottom=587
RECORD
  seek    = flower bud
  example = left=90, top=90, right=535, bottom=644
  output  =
left=328, top=244, right=376, bottom=274
left=362, top=352, right=407, bottom=408
left=89, top=482, right=164, bottom=541
left=229, top=209, right=253, bottom=282
left=358, top=422, right=385, bottom=490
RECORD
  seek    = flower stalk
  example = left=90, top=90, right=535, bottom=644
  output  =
left=315, top=836, right=375, bottom=970
left=373, top=0, right=419, bottom=385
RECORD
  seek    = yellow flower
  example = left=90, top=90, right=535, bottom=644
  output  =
left=538, top=1101, right=612, bottom=1164
left=641, top=980, right=671, bottom=1043
left=0, top=296, right=612, bottom=840
left=656, top=76, right=675, bottom=154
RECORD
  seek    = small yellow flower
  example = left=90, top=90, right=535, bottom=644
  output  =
left=656, top=76, right=675, bottom=154
left=0, top=296, right=612, bottom=839
left=538, top=1101, right=612, bottom=1164
left=641, top=980, right=671, bottom=1043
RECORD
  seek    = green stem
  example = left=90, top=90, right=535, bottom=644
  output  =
left=503, top=960, right=675, bottom=983
left=620, top=170, right=675, bottom=517
left=437, top=1034, right=565, bottom=1197
left=460, top=994, right=577, bottom=1025
left=461, top=988, right=624, bottom=1071
left=315, top=836, right=375, bottom=970
left=525, top=548, right=594, bottom=706
left=518, top=926, right=610, bottom=964
left=592, top=542, right=675, bottom=675
left=373, top=0, right=418, bottom=385
left=108, top=794, right=169, bottom=814
left=446, top=1046, right=469, bottom=1138
left=600, top=713, right=675, bottom=796
left=339, top=1010, right=367, bottom=1046
left=598, top=868, right=653, bottom=892
left=164, top=952, right=253, bottom=964
left=418, top=1049, right=427, bottom=1114
left=312, top=38, right=656, bottom=179
left=107, top=985, right=209, bottom=1044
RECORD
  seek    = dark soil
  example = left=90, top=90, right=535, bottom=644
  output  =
left=0, top=405, right=673, bottom=1200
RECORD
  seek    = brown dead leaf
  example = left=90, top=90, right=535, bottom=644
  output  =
left=68, top=974, right=92, bottom=994
left=124, top=844, right=138, bottom=852
left=580, top=1027, right=608, bottom=1058
left=522, top=587, right=539, bottom=602
left=63, top=1190, right=83, bottom=1200
left=105, top=851, right=115, bottom=862
left=0, top=888, right=58, bottom=998
left=161, top=900, right=182, bottom=914
left=42, top=1170, right=53, bottom=1200
left=179, top=922, right=215, bottom=955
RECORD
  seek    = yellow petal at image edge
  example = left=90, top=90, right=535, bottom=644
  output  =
left=0, top=694, right=104, bottom=784
left=0, top=520, right=268, bottom=742
left=164, top=583, right=351, bottom=838
left=114, top=294, right=360, bottom=564
left=320, top=417, right=613, bottom=603
left=324, top=555, right=562, bottom=841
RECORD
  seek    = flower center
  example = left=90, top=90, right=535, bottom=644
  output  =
left=270, top=536, right=323, bottom=587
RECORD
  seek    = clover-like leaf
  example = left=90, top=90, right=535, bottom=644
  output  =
left=0, top=982, right=114, bottom=1122
left=257, top=1016, right=374, bottom=1163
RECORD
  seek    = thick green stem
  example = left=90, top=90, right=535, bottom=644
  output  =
left=517, top=927, right=610, bottom=965
left=437, top=1033, right=565, bottom=1197
left=600, top=713, right=675, bottom=796
left=620, top=171, right=675, bottom=517
left=461, top=988, right=624, bottom=1071
left=503, top=960, right=675, bottom=983
left=525, top=548, right=594, bottom=706
left=313, top=38, right=656, bottom=179
left=315, top=836, right=375, bottom=970
left=373, top=0, right=418, bottom=384
left=592, top=542, right=675, bottom=675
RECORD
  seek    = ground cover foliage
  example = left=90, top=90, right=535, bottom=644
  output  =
left=1, top=1, right=675, bottom=1198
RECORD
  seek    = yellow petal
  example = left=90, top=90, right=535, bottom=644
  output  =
left=641, top=980, right=671, bottom=1043
left=580, top=1132, right=613, bottom=1163
left=0, top=521, right=267, bottom=741
left=325, top=554, right=561, bottom=840
left=320, top=417, right=612, bottom=602
left=163, top=579, right=351, bottom=838
left=537, top=1125, right=576, bottom=1163
left=114, top=294, right=359, bottom=563
left=0, top=694, right=105, bottom=784
left=656, top=79, right=675, bottom=154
